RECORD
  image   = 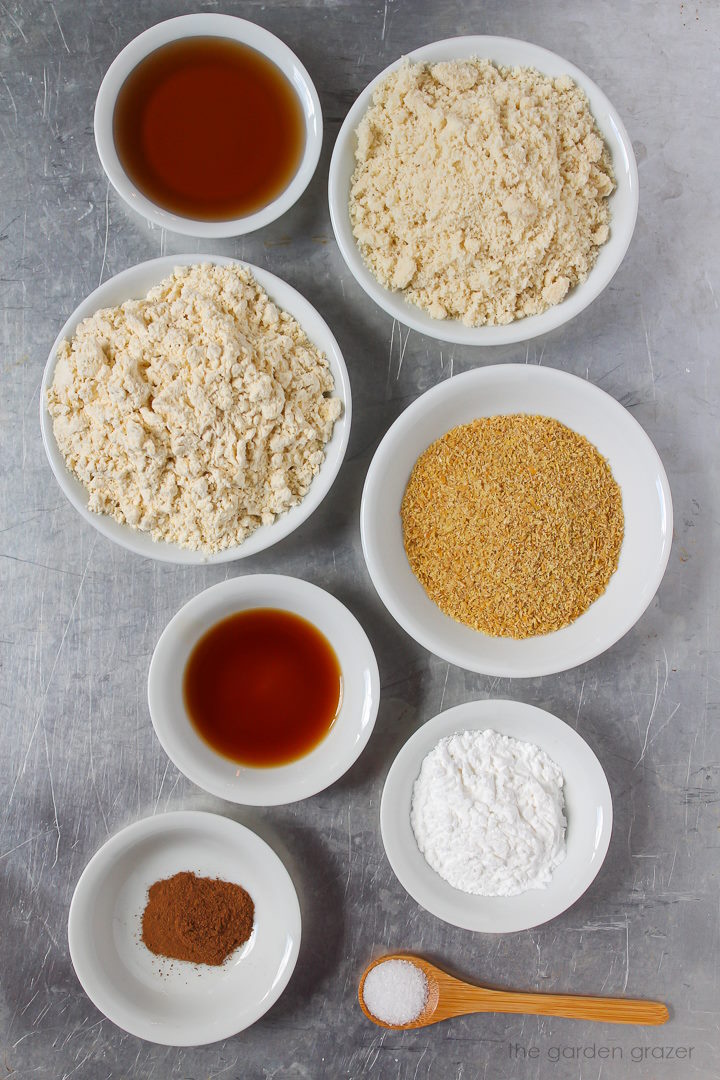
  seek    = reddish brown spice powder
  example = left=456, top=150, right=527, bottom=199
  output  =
left=141, top=871, right=254, bottom=966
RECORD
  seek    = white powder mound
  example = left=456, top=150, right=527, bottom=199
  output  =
left=363, top=959, right=428, bottom=1025
left=47, top=264, right=342, bottom=553
left=410, top=729, right=566, bottom=896
left=350, top=59, right=614, bottom=326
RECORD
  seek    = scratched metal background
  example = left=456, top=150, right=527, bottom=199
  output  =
left=1, top=0, right=718, bottom=1077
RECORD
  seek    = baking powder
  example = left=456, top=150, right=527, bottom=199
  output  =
left=410, top=729, right=566, bottom=896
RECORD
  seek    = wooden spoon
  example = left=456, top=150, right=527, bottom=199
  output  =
left=359, top=953, right=669, bottom=1030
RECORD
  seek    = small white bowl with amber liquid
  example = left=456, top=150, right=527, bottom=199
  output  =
left=95, top=13, right=323, bottom=236
left=148, top=575, right=380, bottom=804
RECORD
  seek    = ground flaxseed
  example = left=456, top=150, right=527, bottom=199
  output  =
left=400, top=415, right=624, bottom=638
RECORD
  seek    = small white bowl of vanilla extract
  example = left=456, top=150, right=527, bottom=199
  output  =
left=94, top=14, right=322, bottom=236
left=148, top=575, right=381, bottom=805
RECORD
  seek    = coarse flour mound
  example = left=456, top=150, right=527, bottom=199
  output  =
left=410, top=729, right=566, bottom=896
left=47, top=264, right=342, bottom=553
left=350, top=60, right=614, bottom=326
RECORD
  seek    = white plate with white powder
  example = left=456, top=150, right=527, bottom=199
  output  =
left=381, top=699, right=612, bottom=933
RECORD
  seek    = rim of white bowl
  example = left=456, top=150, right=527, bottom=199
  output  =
left=40, top=254, right=351, bottom=565
left=360, top=364, right=673, bottom=677
left=380, top=700, right=613, bottom=932
left=67, top=811, right=301, bottom=1044
left=94, top=14, right=323, bottom=237
left=328, top=35, right=639, bottom=345
left=147, top=575, right=381, bottom=804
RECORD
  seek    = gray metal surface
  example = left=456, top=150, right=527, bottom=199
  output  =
left=1, top=1, right=718, bottom=1077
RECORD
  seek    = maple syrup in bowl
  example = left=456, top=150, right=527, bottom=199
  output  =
left=113, top=38, right=305, bottom=223
left=183, top=608, right=342, bottom=767
left=148, top=575, right=381, bottom=805
left=94, top=15, right=323, bottom=237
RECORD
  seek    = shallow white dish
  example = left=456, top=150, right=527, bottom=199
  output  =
left=95, top=14, right=322, bottom=237
left=40, top=254, right=351, bottom=565
left=381, top=700, right=612, bottom=933
left=328, top=35, right=638, bottom=345
left=148, top=575, right=380, bottom=804
left=361, top=364, right=672, bottom=678
left=68, top=811, right=301, bottom=1045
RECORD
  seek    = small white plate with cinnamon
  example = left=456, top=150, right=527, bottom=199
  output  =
left=68, top=810, right=301, bottom=1045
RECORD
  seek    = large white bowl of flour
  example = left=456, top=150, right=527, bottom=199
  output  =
left=40, top=255, right=351, bottom=564
left=381, top=699, right=613, bottom=933
left=329, top=36, right=638, bottom=345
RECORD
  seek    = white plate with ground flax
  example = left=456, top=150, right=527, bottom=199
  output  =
left=361, top=364, right=672, bottom=677
left=329, top=36, right=638, bottom=345
left=68, top=811, right=301, bottom=1045
left=40, top=255, right=351, bottom=564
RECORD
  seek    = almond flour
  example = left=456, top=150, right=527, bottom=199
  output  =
left=47, top=264, right=342, bottom=553
left=350, top=60, right=614, bottom=326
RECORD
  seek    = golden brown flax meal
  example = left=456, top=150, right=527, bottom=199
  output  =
left=400, top=415, right=624, bottom=638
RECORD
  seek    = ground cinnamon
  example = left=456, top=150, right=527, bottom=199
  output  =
left=141, top=871, right=254, bottom=965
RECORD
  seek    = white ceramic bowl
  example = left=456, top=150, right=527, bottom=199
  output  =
left=328, top=35, right=638, bottom=345
left=68, top=811, right=301, bottom=1045
left=40, top=254, right=351, bottom=565
left=381, top=700, right=612, bottom=933
left=95, top=14, right=322, bottom=237
left=148, top=575, right=380, bottom=804
left=361, top=364, right=672, bottom=677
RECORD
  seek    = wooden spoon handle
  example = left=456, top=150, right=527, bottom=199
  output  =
left=477, top=989, right=669, bottom=1026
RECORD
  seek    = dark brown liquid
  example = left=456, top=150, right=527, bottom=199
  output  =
left=183, top=608, right=341, bottom=767
left=113, top=37, right=305, bottom=221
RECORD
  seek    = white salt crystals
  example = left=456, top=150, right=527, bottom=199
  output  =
left=362, top=959, right=429, bottom=1026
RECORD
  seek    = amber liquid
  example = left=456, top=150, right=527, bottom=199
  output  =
left=113, top=37, right=305, bottom=221
left=183, top=608, right=342, bottom=767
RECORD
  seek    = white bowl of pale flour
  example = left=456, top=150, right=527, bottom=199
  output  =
left=381, top=699, right=612, bottom=933
left=329, top=36, right=638, bottom=345
left=40, top=255, right=351, bottom=564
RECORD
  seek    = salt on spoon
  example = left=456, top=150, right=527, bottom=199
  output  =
left=361, top=958, right=429, bottom=1027
left=359, top=953, right=669, bottom=1030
